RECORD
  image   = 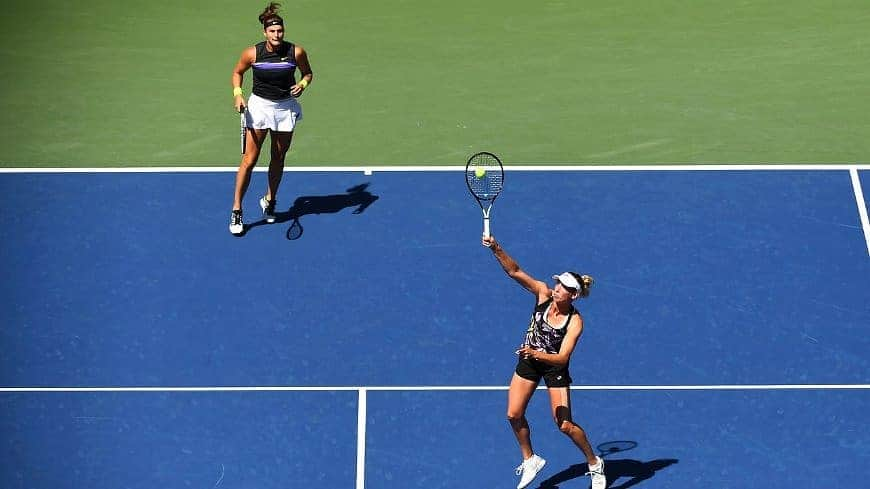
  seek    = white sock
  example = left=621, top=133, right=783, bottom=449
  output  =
left=588, top=457, right=602, bottom=471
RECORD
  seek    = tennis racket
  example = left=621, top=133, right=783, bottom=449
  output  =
left=239, top=107, right=247, bottom=155
left=465, top=151, right=504, bottom=238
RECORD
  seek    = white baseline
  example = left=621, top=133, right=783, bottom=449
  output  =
left=1, top=163, right=870, bottom=173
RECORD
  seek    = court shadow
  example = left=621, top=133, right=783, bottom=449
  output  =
left=245, top=183, right=379, bottom=239
left=537, top=458, right=678, bottom=489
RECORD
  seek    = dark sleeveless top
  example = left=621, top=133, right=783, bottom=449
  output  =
left=252, top=41, right=297, bottom=100
left=522, top=298, right=575, bottom=355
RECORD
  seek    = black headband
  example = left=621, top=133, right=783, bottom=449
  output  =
left=263, top=18, right=283, bottom=28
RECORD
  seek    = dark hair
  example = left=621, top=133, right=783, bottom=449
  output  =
left=568, top=272, right=594, bottom=298
left=259, top=2, right=283, bottom=28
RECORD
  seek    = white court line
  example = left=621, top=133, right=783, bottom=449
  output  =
left=356, top=389, right=367, bottom=489
left=1, top=164, right=870, bottom=173
left=850, top=167, right=870, bottom=256
left=7, top=163, right=857, bottom=252
left=1, top=384, right=869, bottom=392
left=5, top=383, right=866, bottom=489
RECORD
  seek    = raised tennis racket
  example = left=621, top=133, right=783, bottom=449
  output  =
left=239, top=107, right=247, bottom=155
left=465, top=151, right=504, bottom=238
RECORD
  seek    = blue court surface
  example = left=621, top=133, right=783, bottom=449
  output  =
left=1, top=168, right=869, bottom=488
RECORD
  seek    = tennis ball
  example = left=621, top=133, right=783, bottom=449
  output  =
left=475, top=168, right=486, bottom=179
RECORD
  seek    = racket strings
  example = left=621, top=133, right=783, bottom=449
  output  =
left=466, top=170, right=503, bottom=200
left=466, top=152, right=504, bottom=200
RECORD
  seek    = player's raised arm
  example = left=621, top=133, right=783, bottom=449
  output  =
left=483, top=236, right=549, bottom=299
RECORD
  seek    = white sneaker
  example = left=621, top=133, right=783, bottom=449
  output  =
left=586, top=456, right=606, bottom=489
left=229, top=209, right=244, bottom=235
left=259, top=196, right=277, bottom=223
left=515, top=454, right=546, bottom=489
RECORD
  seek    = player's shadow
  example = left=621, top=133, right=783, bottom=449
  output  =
left=246, top=183, right=378, bottom=239
left=537, top=457, right=678, bottom=489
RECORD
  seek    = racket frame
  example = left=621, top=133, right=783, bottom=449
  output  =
left=465, top=151, right=504, bottom=239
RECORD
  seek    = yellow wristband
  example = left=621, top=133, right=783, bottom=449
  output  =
left=232, top=87, right=243, bottom=97
left=298, top=79, right=309, bottom=89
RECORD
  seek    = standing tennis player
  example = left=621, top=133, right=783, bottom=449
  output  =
left=482, top=235, right=605, bottom=489
left=229, top=2, right=313, bottom=235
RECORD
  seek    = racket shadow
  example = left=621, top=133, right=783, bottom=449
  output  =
left=245, top=183, right=379, bottom=239
left=536, top=440, right=678, bottom=489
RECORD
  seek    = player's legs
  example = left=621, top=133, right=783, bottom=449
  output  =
left=547, top=387, right=597, bottom=465
left=265, top=130, right=293, bottom=202
left=233, top=128, right=269, bottom=210
left=507, top=373, right=538, bottom=459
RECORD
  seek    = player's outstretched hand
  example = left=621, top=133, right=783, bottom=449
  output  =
left=482, top=235, right=498, bottom=248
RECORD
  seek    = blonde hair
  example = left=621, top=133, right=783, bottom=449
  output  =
left=569, top=272, right=594, bottom=298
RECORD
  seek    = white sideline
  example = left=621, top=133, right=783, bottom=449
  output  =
left=356, top=389, right=367, bottom=489
left=850, top=167, right=870, bottom=256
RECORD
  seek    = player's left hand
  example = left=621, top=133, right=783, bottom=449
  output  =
left=517, top=346, right=539, bottom=360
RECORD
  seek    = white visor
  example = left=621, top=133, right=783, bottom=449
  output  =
left=552, top=272, right=581, bottom=290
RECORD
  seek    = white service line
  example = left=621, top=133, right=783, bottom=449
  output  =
left=850, top=167, right=870, bottom=256
left=356, top=389, right=367, bottom=489
left=2, top=384, right=869, bottom=392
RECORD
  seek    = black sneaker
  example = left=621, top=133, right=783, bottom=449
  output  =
left=259, top=196, right=277, bottom=223
left=229, top=209, right=244, bottom=235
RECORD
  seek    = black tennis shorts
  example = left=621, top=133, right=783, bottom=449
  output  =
left=515, top=357, right=572, bottom=388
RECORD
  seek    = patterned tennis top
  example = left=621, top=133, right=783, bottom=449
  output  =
left=522, top=298, right=575, bottom=355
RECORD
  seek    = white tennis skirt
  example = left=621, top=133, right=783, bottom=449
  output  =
left=245, top=93, right=303, bottom=132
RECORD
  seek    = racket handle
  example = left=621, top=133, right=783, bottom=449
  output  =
left=240, top=110, right=246, bottom=155
left=483, top=216, right=490, bottom=238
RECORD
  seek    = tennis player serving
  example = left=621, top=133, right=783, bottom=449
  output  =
left=229, top=2, right=313, bottom=235
left=482, top=235, right=605, bottom=489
